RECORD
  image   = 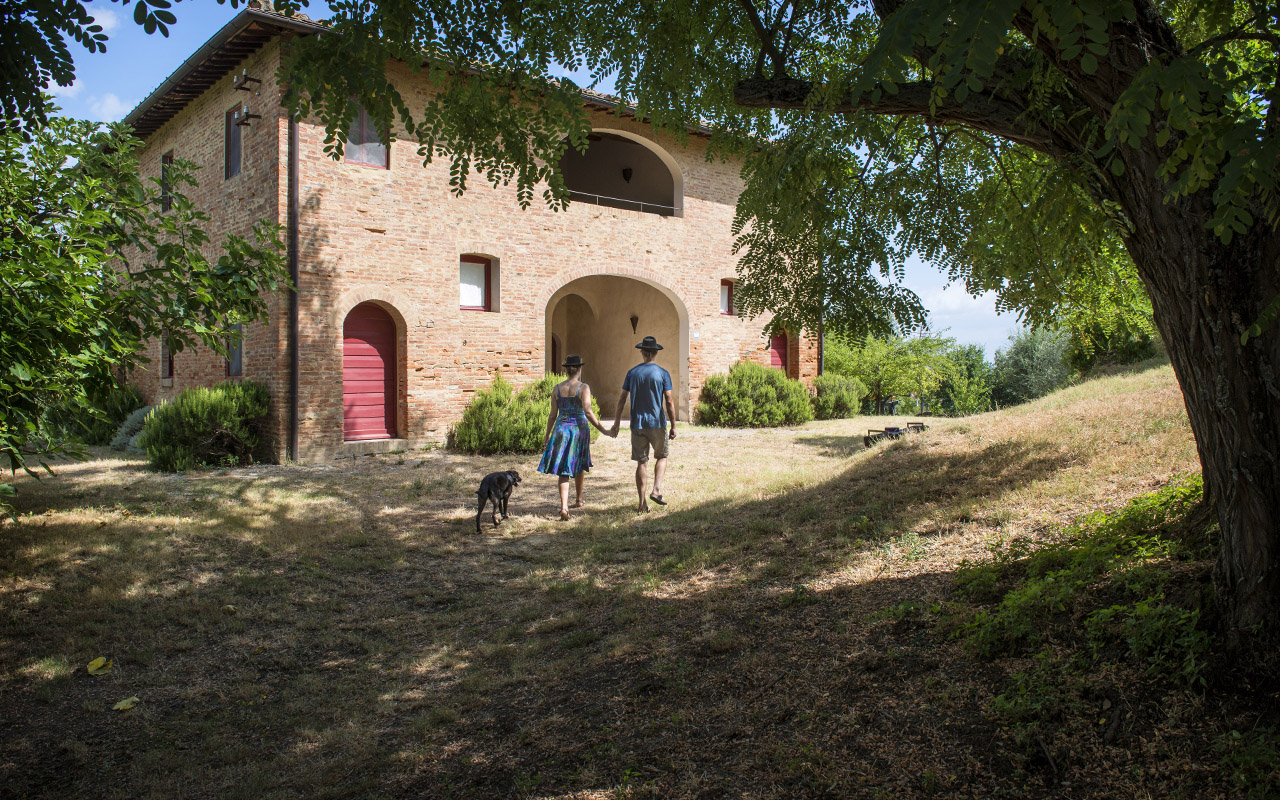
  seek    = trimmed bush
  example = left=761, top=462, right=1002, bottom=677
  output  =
left=137, top=381, right=270, bottom=471
left=449, top=373, right=601, bottom=454
left=696, top=361, right=814, bottom=427
left=110, top=404, right=155, bottom=451
left=811, top=373, right=867, bottom=420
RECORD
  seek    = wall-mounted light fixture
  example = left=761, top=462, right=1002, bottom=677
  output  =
left=234, top=68, right=262, bottom=94
left=235, top=104, right=262, bottom=127
left=630, top=315, right=639, bottom=334
left=622, top=167, right=633, bottom=183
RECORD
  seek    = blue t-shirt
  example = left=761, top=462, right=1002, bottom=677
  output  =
left=622, top=362, right=673, bottom=429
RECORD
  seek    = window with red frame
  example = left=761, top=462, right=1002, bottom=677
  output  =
left=347, top=104, right=389, bottom=168
left=720, top=279, right=735, bottom=315
left=459, top=256, right=493, bottom=311
left=160, top=335, right=174, bottom=379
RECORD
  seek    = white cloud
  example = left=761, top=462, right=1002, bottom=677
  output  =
left=89, top=6, right=121, bottom=33
left=89, top=93, right=134, bottom=122
left=51, top=80, right=84, bottom=99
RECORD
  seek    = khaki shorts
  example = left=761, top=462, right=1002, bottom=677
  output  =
left=630, top=427, right=669, bottom=463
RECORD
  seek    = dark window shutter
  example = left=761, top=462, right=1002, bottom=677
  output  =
left=224, top=108, right=242, bottom=179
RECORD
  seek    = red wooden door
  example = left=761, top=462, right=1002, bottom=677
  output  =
left=343, top=302, right=396, bottom=440
left=769, top=332, right=789, bottom=372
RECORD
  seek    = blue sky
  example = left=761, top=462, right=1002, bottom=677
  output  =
left=56, top=0, right=1022, bottom=357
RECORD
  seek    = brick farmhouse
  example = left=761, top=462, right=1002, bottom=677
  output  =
left=124, top=5, right=818, bottom=462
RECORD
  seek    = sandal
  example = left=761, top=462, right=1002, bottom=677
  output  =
left=648, top=493, right=667, bottom=506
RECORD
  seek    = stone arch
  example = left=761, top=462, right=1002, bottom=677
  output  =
left=560, top=128, right=685, bottom=217
left=543, top=271, right=691, bottom=420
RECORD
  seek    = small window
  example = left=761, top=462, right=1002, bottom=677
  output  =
left=720, top=279, right=734, bottom=315
left=160, top=150, right=174, bottom=212
left=225, top=106, right=242, bottom=179
left=160, top=334, right=174, bottom=379
left=460, top=256, right=492, bottom=311
left=226, top=324, right=243, bottom=378
left=347, top=104, right=389, bottom=168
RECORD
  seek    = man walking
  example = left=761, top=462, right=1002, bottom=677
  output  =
left=611, top=336, right=677, bottom=512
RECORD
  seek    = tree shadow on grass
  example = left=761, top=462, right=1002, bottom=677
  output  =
left=0, top=433, right=1084, bottom=799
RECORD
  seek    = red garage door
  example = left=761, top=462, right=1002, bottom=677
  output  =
left=769, top=332, right=789, bottom=373
left=343, top=302, right=397, bottom=441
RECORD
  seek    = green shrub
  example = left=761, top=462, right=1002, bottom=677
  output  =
left=137, top=381, right=270, bottom=471
left=810, top=373, right=867, bottom=420
left=696, top=361, right=813, bottom=427
left=110, top=405, right=155, bottom=451
left=449, top=373, right=601, bottom=455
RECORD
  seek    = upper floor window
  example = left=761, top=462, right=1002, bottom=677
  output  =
left=459, top=255, right=496, bottom=311
left=347, top=104, right=389, bottom=168
left=226, top=324, right=243, bottom=378
left=720, top=279, right=735, bottom=315
left=224, top=106, right=242, bottom=179
left=558, top=130, right=682, bottom=217
left=160, top=334, right=174, bottom=379
left=160, top=150, right=174, bottom=212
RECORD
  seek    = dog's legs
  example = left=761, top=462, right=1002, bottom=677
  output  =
left=500, top=490, right=510, bottom=519
left=491, top=491, right=501, bottom=528
left=475, top=494, right=486, bottom=534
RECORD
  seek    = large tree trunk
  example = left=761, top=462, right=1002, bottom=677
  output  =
left=1116, top=160, right=1280, bottom=633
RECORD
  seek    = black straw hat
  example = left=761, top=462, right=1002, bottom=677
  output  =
left=635, top=336, right=664, bottom=351
left=562, top=354, right=584, bottom=368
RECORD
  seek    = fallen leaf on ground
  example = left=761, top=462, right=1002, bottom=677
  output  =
left=113, top=696, right=139, bottom=711
left=86, top=657, right=112, bottom=675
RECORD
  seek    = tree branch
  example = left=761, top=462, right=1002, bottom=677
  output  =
left=738, top=0, right=788, bottom=78
left=732, top=77, right=1077, bottom=158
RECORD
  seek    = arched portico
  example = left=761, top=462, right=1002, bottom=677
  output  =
left=559, top=128, right=685, bottom=217
left=545, top=274, right=691, bottom=420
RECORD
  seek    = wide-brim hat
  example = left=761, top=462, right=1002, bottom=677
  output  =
left=635, top=336, right=663, bottom=351
left=562, top=354, right=585, bottom=368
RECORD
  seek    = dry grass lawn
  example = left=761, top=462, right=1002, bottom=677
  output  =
left=3, top=360, right=1241, bottom=799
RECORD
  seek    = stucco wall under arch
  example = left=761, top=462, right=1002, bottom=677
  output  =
left=545, top=272, right=691, bottom=420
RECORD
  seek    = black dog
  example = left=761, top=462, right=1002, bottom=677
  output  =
left=475, top=470, right=521, bottom=533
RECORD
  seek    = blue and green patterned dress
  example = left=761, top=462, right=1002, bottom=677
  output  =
left=537, top=384, right=593, bottom=477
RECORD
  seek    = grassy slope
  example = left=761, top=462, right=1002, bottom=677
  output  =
left=4, top=360, right=1263, bottom=799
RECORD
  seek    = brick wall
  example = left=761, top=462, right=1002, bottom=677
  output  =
left=132, top=38, right=817, bottom=462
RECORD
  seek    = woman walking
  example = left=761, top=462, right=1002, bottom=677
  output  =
left=538, top=355, right=611, bottom=520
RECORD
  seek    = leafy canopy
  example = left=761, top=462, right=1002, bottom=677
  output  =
left=0, top=108, right=287, bottom=482
left=11, top=1, right=1275, bottom=342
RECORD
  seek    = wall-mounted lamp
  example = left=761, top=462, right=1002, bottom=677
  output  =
left=630, top=315, right=639, bottom=334
left=235, top=104, right=262, bottom=127
left=234, top=68, right=262, bottom=93
left=622, top=167, right=633, bottom=183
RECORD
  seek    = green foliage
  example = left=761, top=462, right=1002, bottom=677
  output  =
left=946, top=476, right=1218, bottom=745
left=810, top=373, right=866, bottom=420
left=43, top=383, right=145, bottom=446
left=696, top=361, right=813, bottom=428
left=1217, top=727, right=1280, bottom=800
left=110, top=405, right=155, bottom=452
left=137, top=381, right=270, bottom=471
left=955, top=474, right=1211, bottom=669
left=991, top=327, right=1072, bottom=407
left=449, top=373, right=601, bottom=455
left=1067, top=322, right=1159, bottom=373
left=939, top=344, right=992, bottom=415
left=825, top=333, right=964, bottom=413
left=0, top=105, right=286, bottom=481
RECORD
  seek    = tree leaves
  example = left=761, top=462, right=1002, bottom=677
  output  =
left=0, top=103, right=287, bottom=479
